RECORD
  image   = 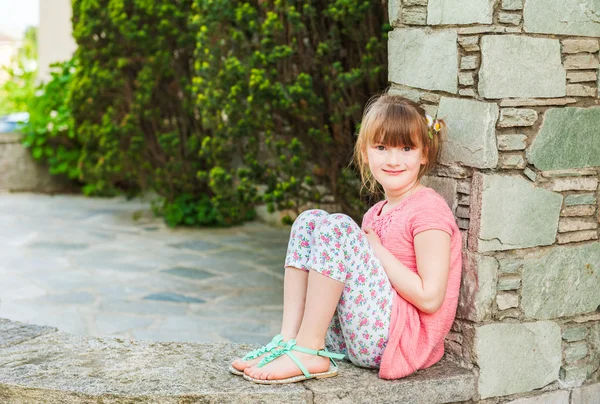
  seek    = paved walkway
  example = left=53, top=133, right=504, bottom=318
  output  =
left=0, top=193, right=290, bottom=344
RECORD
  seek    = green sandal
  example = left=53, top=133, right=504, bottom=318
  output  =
left=229, top=334, right=286, bottom=376
left=243, top=339, right=345, bottom=384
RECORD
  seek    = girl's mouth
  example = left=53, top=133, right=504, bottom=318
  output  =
left=383, top=170, right=405, bottom=175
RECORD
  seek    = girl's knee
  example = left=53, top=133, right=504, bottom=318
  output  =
left=293, top=209, right=329, bottom=228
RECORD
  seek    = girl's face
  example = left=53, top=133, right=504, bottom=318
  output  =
left=365, top=141, right=427, bottom=197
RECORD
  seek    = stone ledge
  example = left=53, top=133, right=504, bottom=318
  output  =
left=0, top=319, right=476, bottom=403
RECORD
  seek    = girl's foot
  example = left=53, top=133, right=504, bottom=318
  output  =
left=244, top=350, right=330, bottom=381
left=230, top=355, right=265, bottom=373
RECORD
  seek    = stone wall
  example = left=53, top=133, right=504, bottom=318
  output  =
left=0, top=133, right=71, bottom=193
left=388, top=0, right=600, bottom=401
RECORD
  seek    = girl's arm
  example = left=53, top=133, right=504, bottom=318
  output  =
left=365, top=228, right=451, bottom=314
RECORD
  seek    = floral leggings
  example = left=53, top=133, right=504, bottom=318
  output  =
left=284, top=209, right=395, bottom=368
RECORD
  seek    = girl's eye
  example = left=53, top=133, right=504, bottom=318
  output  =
left=376, top=145, right=386, bottom=151
left=403, top=146, right=412, bottom=152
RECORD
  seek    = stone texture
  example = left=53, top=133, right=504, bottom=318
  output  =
left=469, top=174, right=563, bottom=252
left=561, top=205, right=597, bottom=217
left=563, top=326, right=588, bottom=342
left=500, top=98, right=578, bottom=107
left=567, top=84, right=597, bottom=97
left=458, top=36, right=479, bottom=51
left=460, top=56, right=479, bottom=70
left=401, top=7, right=427, bottom=25
left=432, top=164, right=472, bottom=178
left=565, top=341, right=589, bottom=363
left=475, top=322, right=562, bottom=398
left=427, top=0, right=494, bottom=25
left=562, top=39, right=600, bottom=54
left=499, top=12, right=522, bottom=25
left=479, top=36, right=566, bottom=99
left=498, top=276, right=521, bottom=291
left=502, top=0, right=523, bottom=10
left=499, top=154, right=526, bottom=169
left=0, top=320, right=477, bottom=404
left=458, top=72, right=475, bottom=86
left=566, top=194, right=597, bottom=206
left=404, top=0, right=428, bottom=5
left=499, top=108, right=538, bottom=127
left=523, top=167, right=537, bottom=182
left=558, top=218, right=597, bottom=232
left=389, top=29, right=458, bottom=93
left=457, top=253, right=498, bottom=322
left=552, top=177, right=599, bottom=191
left=521, top=243, right=600, bottom=320
left=571, top=383, right=600, bottom=404
left=557, top=230, right=598, bottom=244
left=458, top=89, right=477, bottom=97
left=560, top=365, right=588, bottom=388
left=498, top=134, right=527, bottom=151
left=0, top=319, right=57, bottom=348
left=421, top=176, right=458, bottom=212
left=524, top=0, right=600, bottom=37
left=505, top=390, right=569, bottom=404
left=567, top=71, right=598, bottom=83
left=529, top=108, right=600, bottom=170
left=437, top=97, right=499, bottom=169
left=564, top=54, right=600, bottom=70
left=496, top=293, right=519, bottom=310
left=541, top=168, right=598, bottom=178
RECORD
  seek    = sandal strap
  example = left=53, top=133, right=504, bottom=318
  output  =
left=242, top=334, right=285, bottom=361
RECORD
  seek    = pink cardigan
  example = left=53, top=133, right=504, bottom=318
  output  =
left=361, top=187, right=462, bottom=379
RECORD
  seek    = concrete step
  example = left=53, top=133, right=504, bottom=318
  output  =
left=0, top=318, right=476, bottom=403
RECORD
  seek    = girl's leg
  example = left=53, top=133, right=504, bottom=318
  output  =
left=247, top=214, right=388, bottom=380
left=231, top=209, right=329, bottom=372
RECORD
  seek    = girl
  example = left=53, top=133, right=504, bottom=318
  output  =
left=230, top=94, right=462, bottom=384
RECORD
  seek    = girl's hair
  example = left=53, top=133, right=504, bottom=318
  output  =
left=353, top=93, right=446, bottom=194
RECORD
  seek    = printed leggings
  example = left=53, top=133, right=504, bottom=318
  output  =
left=284, top=209, right=395, bottom=368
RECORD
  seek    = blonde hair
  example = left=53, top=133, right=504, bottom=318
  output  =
left=353, top=93, right=445, bottom=194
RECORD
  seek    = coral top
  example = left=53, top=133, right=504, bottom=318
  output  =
left=361, top=187, right=462, bottom=379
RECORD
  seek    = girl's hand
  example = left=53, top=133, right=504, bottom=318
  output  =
left=364, top=228, right=382, bottom=247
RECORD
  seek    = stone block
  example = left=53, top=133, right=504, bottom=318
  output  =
left=458, top=89, right=477, bottom=97
left=0, top=321, right=478, bottom=404
left=560, top=365, right=588, bottom=388
left=458, top=72, right=475, bottom=86
left=502, top=0, right=524, bottom=10
left=469, top=173, right=562, bottom=252
left=401, top=7, right=427, bottom=25
left=552, top=177, right=599, bottom=192
left=420, top=176, right=458, bottom=212
left=404, top=0, right=428, bottom=5
left=505, top=390, right=569, bottom=404
left=458, top=36, right=480, bottom=51
left=523, top=167, right=537, bottom=182
left=475, top=322, right=562, bottom=398
left=567, top=84, right=597, bottom=97
left=562, top=39, right=600, bottom=54
left=571, top=383, right=600, bottom=404
left=496, top=293, right=519, bottom=310
left=557, top=230, right=598, bottom=244
left=529, top=108, right=600, bottom=170
left=389, top=0, right=401, bottom=25
left=500, top=98, right=578, bottom=107
left=565, top=341, right=589, bottom=363
left=499, top=12, right=522, bottom=25
left=562, top=326, right=588, bottom=342
left=421, top=92, right=441, bottom=103
left=567, top=71, right=598, bottom=83
left=558, top=218, right=597, bottom=232
left=498, top=258, right=522, bottom=274
left=561, top=205, right=597, bottom=217
left=457, top=180, right=471, bottom=194
left=427, top=0, right=494, bottom=25
left=498, top=275, right=521, bottom=291
left=0, top=319, right=57, bottom=349
left=524, top=0, right=600, bottom=37
left=433, top=164, right=471, bottom=178
left=389, top=28, right=458, bottom=93
left=437, top=97, right=499, bottom=169
left=456, top=252, right=498, bottom=322
left=498, top=134, right=527, bottom=151
left=564, top=54, right=600, bottom=70
left=460, top=56, right=479, bottom=70
left=455, top=206, right=469, bottom=219
left=499, top=154, right=526, bottom=169
left=521, top=243, right=600, bottom=320
left=499, top=108, right=538, bottom=127
left=479, top=36, right=566, bottom=99
left=565, top=194, right=597, bottom=206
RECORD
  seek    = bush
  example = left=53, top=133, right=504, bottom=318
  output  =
left=55, top=0, right=389, bottom=226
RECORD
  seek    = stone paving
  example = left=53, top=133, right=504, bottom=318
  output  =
left=0, top=192, right=290, bottom=344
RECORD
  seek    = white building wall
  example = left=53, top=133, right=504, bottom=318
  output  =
left=37, top=0, right=76, bottom=82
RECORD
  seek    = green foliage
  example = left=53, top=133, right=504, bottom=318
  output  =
left=21, top=60, right=83, bottom=182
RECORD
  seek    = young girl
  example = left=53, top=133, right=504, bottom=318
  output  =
left=230, top=94, right=462, bottom=384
